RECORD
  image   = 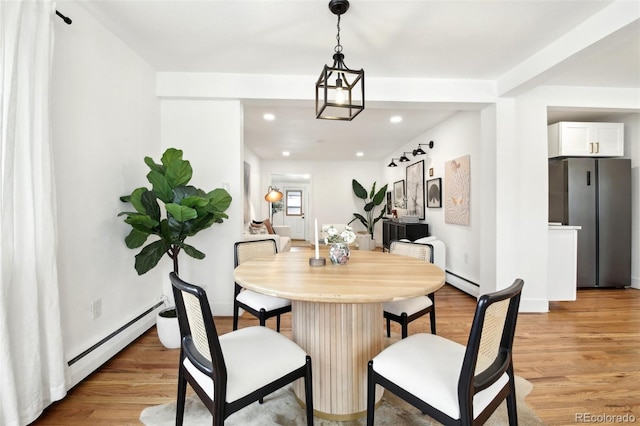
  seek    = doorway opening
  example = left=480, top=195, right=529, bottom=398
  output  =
left=270, top=174, right=311, bottom=241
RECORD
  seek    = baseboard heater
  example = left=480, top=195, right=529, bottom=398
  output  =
left=66, top=301, right=164, bottom=389
left=445, top=270, right=480, bottom=297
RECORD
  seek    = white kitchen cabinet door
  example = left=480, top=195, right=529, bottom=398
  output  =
left=548, top=122, right=624, bottom=158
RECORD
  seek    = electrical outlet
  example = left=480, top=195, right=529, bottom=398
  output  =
left=91, top=299, right=102, bottom=319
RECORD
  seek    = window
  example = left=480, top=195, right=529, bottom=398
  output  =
left=286, top=190, right=303, bottom=216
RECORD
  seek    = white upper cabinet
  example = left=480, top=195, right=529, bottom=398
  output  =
left=548, top=122, right=624, bottom=158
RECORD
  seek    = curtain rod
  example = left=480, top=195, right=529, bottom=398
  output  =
left=56, top=10, right=72, bottom=25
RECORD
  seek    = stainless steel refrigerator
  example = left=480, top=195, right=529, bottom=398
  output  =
left=549, top=158, right=631, bottom=288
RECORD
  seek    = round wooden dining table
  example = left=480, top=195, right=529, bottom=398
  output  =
left=233, top=249, right=445, bottom=420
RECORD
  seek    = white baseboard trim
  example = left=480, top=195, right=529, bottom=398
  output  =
left=446, top=272, right=549, bottom=312
left=446, top=273, right=479, bottom=298
left=66, top=304, right=163, bottom=389
left=630, top=276, right=639, bottom=290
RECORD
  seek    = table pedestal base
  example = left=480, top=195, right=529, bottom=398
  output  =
left=292, top=300, right=384, bottom=420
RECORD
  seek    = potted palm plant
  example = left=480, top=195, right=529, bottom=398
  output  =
left=119, top=147, right=232, bottom=348
left=348, top=179, right=388, bottom=250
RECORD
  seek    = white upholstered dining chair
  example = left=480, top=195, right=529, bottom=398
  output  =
left=233, top=239, right=291, bottom=332
left=384, top=240, right=437, bottom=338
left=367, top=278, right=524, bottom=426
left=170, top=272, right=314, bottom=426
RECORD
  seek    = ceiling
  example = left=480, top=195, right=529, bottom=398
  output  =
left=77, top=0, right=640, bottom=161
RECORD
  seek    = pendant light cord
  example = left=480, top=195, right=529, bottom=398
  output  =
left=335, top=14, right=343, bottom=53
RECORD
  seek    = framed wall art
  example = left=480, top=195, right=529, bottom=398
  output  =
left=406, top=160, right=425, bottom=220
left=386, top=191, right=393, bottom=215
left=393, top=180, right=405, bottom=208
left=445, top=154, right=470, bottom=225
left=426, top=178, right=442, bottom=208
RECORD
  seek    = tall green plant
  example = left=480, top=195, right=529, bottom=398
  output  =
left=348, top=179, right=388, bottom=239
left=119, top=148, right=232, bottom=275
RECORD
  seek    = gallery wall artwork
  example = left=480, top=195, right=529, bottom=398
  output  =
left=444, top=155, right=470, bottom=225
left=406, top=160, right=425, bottom=219
left=393, top=180, right=405, bottom=208
left=426, top=178, right=442, bottom=208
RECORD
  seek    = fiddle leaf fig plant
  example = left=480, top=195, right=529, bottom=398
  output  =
left=119, top=148, right=232, bottom=275
left=348, top=179, right=388, bottom=239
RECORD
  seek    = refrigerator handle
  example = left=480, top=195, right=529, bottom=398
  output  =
left=587, top=171, right=591, bottom=186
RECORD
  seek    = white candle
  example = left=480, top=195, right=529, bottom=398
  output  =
left=314, top=219, right=320, bottom=259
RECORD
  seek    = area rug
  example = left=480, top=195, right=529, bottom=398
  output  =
left=140, top=376, right=543, bottom=425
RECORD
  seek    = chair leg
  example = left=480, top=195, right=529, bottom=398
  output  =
left=304, top=356, right=314, bottom=426
left=429, top=293, right=437, bottom=335
left=259, top=309, right=266, bottom=327
left=366, top=361, right=376, bottom=426
left=386, top=318, right=391, bottom=338
left=429, top=309, right=436, bottom=335
left=232, top=301, right=239, bottom=331
left=276, top=314, right=281, bottom=332
left=401, top=313, right=408, bottom=339
left=507, top=371, right=518, bottom=425
left=175, top=366, right=187, bottom=426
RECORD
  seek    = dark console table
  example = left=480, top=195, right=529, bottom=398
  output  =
left=382, top=220, right=429, bottom=251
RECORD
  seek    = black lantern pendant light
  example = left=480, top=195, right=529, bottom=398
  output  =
left=316, top=0, right=365, bottom=121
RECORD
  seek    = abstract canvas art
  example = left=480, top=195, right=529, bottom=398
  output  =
left=445, top=155, right=470, bottom=225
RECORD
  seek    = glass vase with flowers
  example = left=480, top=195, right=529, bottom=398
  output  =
left=323, top=225, right=356, bottom=265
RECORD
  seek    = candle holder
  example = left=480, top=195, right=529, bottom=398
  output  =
left=309, top=257, right=326, bottom=267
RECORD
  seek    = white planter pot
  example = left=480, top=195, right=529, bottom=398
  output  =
left=156, top=308, right=181, bottom=349
left=356, top=234, right=373, bottom=251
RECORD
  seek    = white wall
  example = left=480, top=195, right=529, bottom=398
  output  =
left=51, top=2, right=162, bottom=382
left=160, top=100, right=244, bottom=315
left=381, top=111, right=484, bottom=295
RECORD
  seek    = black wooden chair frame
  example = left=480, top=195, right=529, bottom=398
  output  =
left=368, top=278, right=524, bottom=426
left=233, top=239, right=292, bottom=332
left=171, top=272, right=314, bottom=426
left=384, top=240, right=437, bottom=337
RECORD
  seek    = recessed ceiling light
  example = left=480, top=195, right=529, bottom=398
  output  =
left=263, top=113, right=275, bottom=121
left=356, top=152, right=364, bottom=157
left=390, top=116, right=402, bottom=123
left=282, top=151, right=290, bottom=156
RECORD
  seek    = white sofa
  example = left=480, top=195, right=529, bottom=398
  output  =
left=243, top=225, right=291, bottom=252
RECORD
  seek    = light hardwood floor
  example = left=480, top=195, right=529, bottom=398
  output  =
left=34, top=249, right=640, bottom=425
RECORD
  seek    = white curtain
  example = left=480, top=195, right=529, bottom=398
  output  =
left=1, top=1, right=68, bottom=424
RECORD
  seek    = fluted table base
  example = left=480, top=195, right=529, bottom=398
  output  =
left=292, top=300, right=384, bottom=420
